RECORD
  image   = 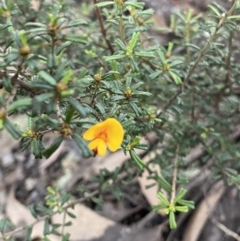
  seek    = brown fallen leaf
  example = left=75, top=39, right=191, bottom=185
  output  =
left=6, top=186, right=36, bottom=227
left=51, top=203, right=117, bottom=240
left=5, top=186, right=55, bottom=240
left=182, top=181, right=226, bottom=241
left=138, top=149, right=166, bottom=215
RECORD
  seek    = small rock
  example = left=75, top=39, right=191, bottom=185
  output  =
left=15, top=152, right=26, bottom=163
left=25, top=178, right=37, bottom=191
left=1, top=153, right=15, bottom=167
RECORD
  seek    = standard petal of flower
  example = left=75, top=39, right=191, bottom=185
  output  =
left=83, top=122, right=104, bottom=140
left=105, top=118, right=124, bottom=151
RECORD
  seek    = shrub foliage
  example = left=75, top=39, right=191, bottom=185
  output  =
left=0, top=0, right=240, bottom=238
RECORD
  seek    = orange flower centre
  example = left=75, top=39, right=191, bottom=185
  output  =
left=91, top=130, right=108, bottom=156
left=97, top=130, right=108, bottom=142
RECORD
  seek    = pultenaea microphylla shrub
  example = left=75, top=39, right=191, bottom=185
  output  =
left=0, top=0, right=240, bottom=237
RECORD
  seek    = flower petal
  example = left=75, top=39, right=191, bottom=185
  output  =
left=97, top=139, right=107, bottom=156
left=83, top=121, right=105, bottom=140
left=88, top=138, right=100, bottom=151
left=104, top=118, right=124, bottom=151
left=88, top=138, right=107, bottom=156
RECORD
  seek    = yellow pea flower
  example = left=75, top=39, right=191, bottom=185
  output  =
left=83, top=118, right=124, bottom=156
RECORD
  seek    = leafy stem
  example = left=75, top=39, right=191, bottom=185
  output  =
left=170, top=144, right=179, bottom=205
left=157, top=0, right=239, bottom=118
left=93, top=0, right=114, bottom=54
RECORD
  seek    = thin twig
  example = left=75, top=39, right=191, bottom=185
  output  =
left=0, top=70, right=36, bottom=95
left=61, top=210, right=67, bottom=237
left=170, top=144, right=179, bottom=204
left=225, top=31, right=233, bottom=85
left=211, top=218, right=240, bottom=241
left=93, top=0, right=114, bottom=54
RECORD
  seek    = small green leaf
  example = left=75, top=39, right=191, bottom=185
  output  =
left=175, top=205, right=189, bottom=212
left=25, top=22, right=47, bottom=28
left=0, top=219, right=6, bottom=233
left=169, top=71, right=182, bottom=84
left=35, top=93, right=55, bottom=102
left=62, top=70, right=74, bottom=84
left=124, top=1, right=145, bottom=9
left=228, top=15, right=240, bottom=20
left=38, top=71, right=56, bottom=86
left=31, top=93, right=54, bottom=116
left=65, top=106, right=75, bottom=123
left=47, top=54, right=57, bottom=69
left=135, top=91, right=152, bottom=96
left=114, top=38, right=126, bottom=50
left=65, top=34, right=87, bottom=44
left=64, top=221, right=72, bottom=227
left=2, top=219, right=15, bottom=230
left=60, top=89, right=75, bottom=97
left=57, top=41, right=72, bottom=55
left=92, top=197, right=104, bottom=206
left=25, top=226, right=33, bottom=241
left=135, top=51, right=155, bottom=58
left=157, top=192, right=170, bottom=206
left=7, top=98, right=32, bottom=113
left=134, top=143, right=148, bottom=150
left=169, top=211, right=177, bottom=229
left=128, top=32, right=140, bottom=50
left=60, top=193, right=71, bottom=205
left=28, top=116, right=34, bottom=129
left=129, top=102, right=141, bottom=116
left=72, top=133, right=93, bottom=158
left=0, top=119, right=4, bottom=130
left=185, top=43, right=201, bottom=51
left=31, top=139, right=43, bottom=159
left=208, top=4, right=221, bottom=17
left=5, top=53, right=19, bottom=64
left=68, top=98, right=87, bottom=117
left=43, top=136, right=64, bottom=158
left=152, top=203, right=168, bottom=211
left=51, top=229, right=61, bottom=236
left=103, top=54, right=125, bottom=62
left=28, top=204, right=38, bottom=219
left=62, top=233, right=71, bottom=241
left=95, top=103, right=106, bottom=118
left=131, top=136, right=141, bottom=147
left=19, top=30, right=28, bottom=46
left=67, top=211, right=76, bottom=219
left=156, top=48, right=166, bottom=64
left=63, top=19, right=88, bottom=28
left=174, top=188, right=187, bottom=202
left=3, top=118, right=22, bottom=139
left=177, top=199, right=195, bottom=209
left=129, top=150, right=146, bottom=169
left=44, top=219, right=51, bottom=236
left=157, top=176, right=172, bottom=192
left=95, top=1, right=114, bottom=8
left=0, top=23, right=12, bottom=31
left=52, top=224, right=62, bottom=229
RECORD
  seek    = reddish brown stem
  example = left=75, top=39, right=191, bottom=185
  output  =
left=93, top=0, right=114, bottom=54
